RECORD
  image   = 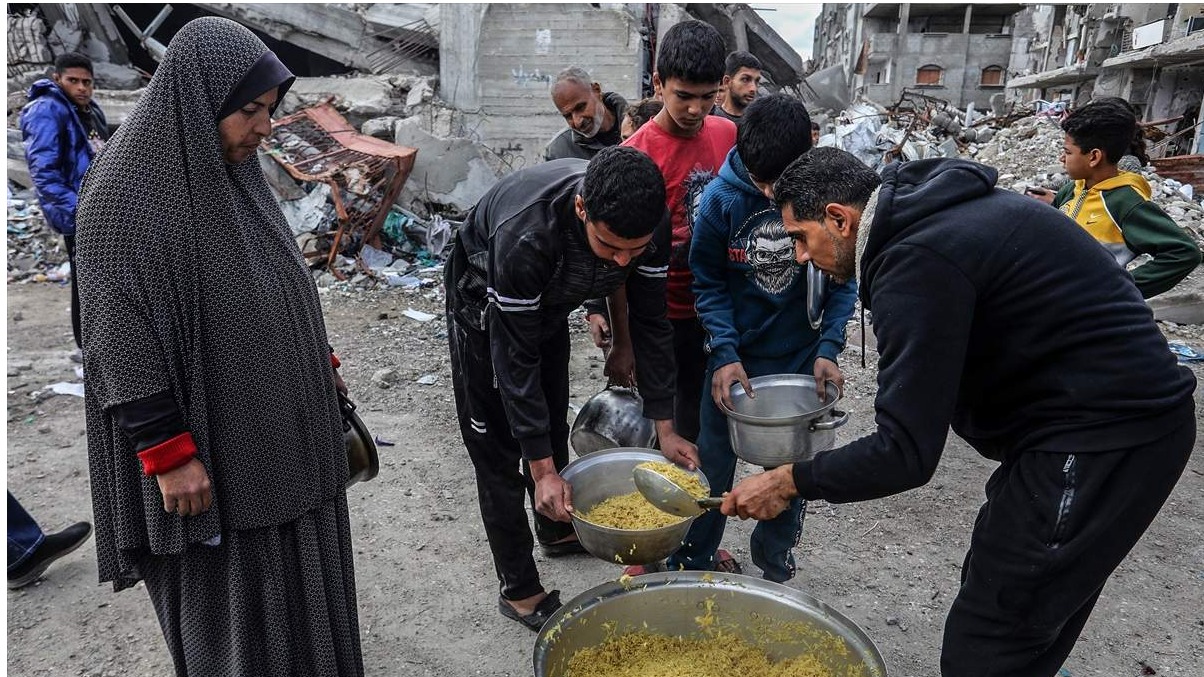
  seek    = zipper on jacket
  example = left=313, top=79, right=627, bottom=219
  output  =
left=1067, top=190, right=1089, bottom=219
left=1048, top=454, right=1077, bottom=548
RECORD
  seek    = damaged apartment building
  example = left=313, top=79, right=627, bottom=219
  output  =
left=1006, top=3, right=1204, bottom=160
left=809, top=3, right=1203, bottom=161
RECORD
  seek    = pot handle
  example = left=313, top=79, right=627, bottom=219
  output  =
left=605, top=378, right=639, bottom=396
left=810, top=409, right=848, bottom=431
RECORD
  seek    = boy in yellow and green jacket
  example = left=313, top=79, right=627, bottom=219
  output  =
left=1032, top=97, right=1200, bottom=298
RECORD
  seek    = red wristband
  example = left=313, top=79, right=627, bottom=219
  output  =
left=137, top=432, right=197, bottom=476
left=330, top=353, right=341, bottom=369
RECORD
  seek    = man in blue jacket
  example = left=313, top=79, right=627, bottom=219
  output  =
left=663, top=94, right=857, bottom=582
left=20, top=52, right=110, bottom=350
left=723, top=148, right=1196, bottom=675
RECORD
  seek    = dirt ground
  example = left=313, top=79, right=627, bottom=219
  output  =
left=6, top=279, right=1204, bottom=676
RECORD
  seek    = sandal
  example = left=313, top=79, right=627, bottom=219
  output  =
left=622, top=560, right=667, bottom=577
left=498, top=590, right=562, bottom=632
left=713, top=549, right=743, bottom=575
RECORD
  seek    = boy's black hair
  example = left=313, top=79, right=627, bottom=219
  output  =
left=582, top=146, right=667, bottom=239
left=738, top=94, right=812, bottom=182
left=810, top=121, right=821, bottom=131
left=656, top=20, right=726, bottom=85
left=53, top=52, right=94, bottom=75
left=1062, top=97, right=1147, bottom=166
left=725, top=51, right=762, bottom=77
left=773, top=148, right=880, bottom=223
left=625, top=97, right=664, bottom=131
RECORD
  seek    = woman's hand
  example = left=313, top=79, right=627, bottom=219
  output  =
left=157, top=458, right=213, bottom=517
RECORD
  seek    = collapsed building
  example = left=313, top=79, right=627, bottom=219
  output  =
left=808, top=3, right=1203, bottom=178
left=7, top=2, right=803, bottom=282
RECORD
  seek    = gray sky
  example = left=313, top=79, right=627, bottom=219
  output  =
left=754, top=3, right=822, bottom=63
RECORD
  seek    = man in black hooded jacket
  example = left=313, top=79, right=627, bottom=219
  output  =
left=721, top=148, right=1197, bottom=676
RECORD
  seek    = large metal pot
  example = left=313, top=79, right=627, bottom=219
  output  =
left=569, top=386, right=657, bottom=456
left=722, top=373, right=849, bottom=468
left=560, top=448, right=706, bottom=566
left=534, top=571, right=887, bottom=677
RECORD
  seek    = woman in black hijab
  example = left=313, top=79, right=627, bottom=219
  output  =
left=75, top=17, right=362, bottom=676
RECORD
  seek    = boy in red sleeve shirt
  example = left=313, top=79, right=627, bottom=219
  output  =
left=598, top=19, right=740, bottom=576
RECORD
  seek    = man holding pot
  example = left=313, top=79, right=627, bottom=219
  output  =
left=721, top=148, right=1196, bottom=676
left=445, top=146, right=698, bottom=631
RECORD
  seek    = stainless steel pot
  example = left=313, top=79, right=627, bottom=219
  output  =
left=569, top=386, right=657, bottom=456
left=534, top=571, right=888, bottom=677
left=560, top=448, right=706, bottom=566
left=722, top=373, right=849, bottom=468
left=805, top=261, right=829, bottom=330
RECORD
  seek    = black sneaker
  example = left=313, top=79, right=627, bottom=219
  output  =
left=7, top=521, right=92, bottom=590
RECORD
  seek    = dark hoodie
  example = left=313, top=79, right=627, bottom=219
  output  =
left=792, top=158, right=1196, bottom=503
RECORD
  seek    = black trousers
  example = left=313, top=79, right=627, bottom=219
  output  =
left=447, top=316, right=574, bottom=601
left=941, top=399, right=1196, bottom=676
left=63, top=234, right=81, bottom=349
left=671, top=317, right=707, bottom=443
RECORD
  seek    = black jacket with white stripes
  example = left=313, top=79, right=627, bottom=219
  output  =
left=447, top=158, right=676, bottom=460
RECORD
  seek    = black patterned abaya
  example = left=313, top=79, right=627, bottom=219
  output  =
left=75, top=17, right=362, bottom=677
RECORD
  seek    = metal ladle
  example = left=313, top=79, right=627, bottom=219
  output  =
left=632, top=466, right=723, bottom=517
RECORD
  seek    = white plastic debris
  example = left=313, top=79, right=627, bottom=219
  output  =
left=402, top=308, right=438, bottom=322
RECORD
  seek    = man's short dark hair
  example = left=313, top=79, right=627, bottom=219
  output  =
left=1062, top=97, right=1143, bottom=165
left=739, top=94, right=812, bottom=183
left=811, top=121, right=821, bottom=131
left=54, top=52, right=94, bottom=75
left=656, top=20, right=726, bottom=85
left=773, top=148, right=881, bottom=222
left=582, top=146, right=667, bottom=239
left=725, top=51, right=762, bottom=77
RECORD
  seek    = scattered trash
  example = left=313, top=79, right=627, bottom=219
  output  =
left=48, top=382, right=85, bottom=397
left=261, top=103, right=418, bottom=279
left=402, top=308, right=438, bottom=322
left=415, top=374, right=439, bottom=385
left=374, top=436, right=396, bottom=447
left=1168, top=341, right=1204, bottom=362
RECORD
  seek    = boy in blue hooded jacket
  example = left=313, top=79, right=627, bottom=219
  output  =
left=675, top=94, right=857, bottom=581
left=19, top=52, right=109, bottom=349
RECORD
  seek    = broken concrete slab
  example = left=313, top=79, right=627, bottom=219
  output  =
left=391, top=115, right=501, bottom=213
left=280, top=76, right=402, bottom=128
left=361, top=115, right=403, bottom=140
left=91, top=88, right=145, bottom=128
left=1150, top=292, right=1204, bottom=325
left=91, top=61, right=143, bottom=90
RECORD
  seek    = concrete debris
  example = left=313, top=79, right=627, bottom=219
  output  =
left=828, top=95, right=1204, bottom=252
left=278, top=74, right=439, bottom=131
left=90, top=61, right=144, bottom=90
left=361, top=116, right=404, bottom=140
left=391, top=112, right=503, bottom=213
left=964, top=116, right=1204, bottom=244
left=7, top=186, right=71, bottom=284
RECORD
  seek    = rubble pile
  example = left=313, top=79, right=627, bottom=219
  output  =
left=966, top=116, right=1204, bottom=243
left=965, top=115, right=1066, bottom=193
left=6, top=187, right=71, bottom=283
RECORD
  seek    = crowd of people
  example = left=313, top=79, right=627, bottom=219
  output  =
left=9, top=14, right=1199, bottom=677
